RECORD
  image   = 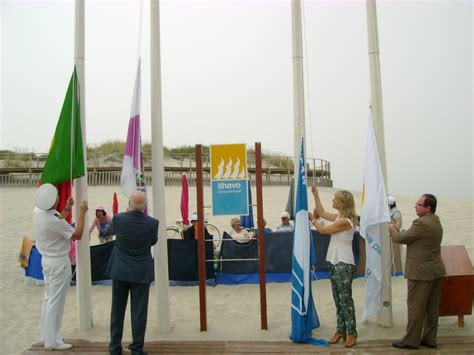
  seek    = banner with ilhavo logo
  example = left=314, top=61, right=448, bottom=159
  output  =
left=210, top=144, right=249, bottom=216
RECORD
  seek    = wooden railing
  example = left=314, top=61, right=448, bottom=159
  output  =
left=0, top=152, right=332, bottom=187
left=0, top=168, right=332, bottom=187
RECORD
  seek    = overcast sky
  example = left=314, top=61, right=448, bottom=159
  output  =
left=1, top=0, right=472, bottom=199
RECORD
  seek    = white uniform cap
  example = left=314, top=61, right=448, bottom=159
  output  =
left=190, top=213, right=198, bottom=222
left=387, top=195, right=396, bottom=205
left=35, top=184, right=58, bottom=210
left=280, top=211, right=290, bottom=219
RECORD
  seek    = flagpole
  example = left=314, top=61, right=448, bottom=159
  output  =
left=74, top=0, right=93, bottom=331
left=150, top=0, right=171, bottom=332
left=292, top=0, right=306, bottom=194
left=366, top=0, right=392, bottom=327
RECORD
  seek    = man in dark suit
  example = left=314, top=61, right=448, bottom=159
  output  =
left=106, top=191, right=158, bottom=355
left=390, top=194, right=445, bottom=350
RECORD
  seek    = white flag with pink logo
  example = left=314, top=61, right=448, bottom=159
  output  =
left=121, top=62, right=147, bottom=200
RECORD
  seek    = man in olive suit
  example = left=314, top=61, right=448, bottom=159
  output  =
left=106, top=191, right=158, bottom=355
left=390, top=194, right=445, bottom=350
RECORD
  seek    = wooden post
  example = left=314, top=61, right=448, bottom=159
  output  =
left=255, top=142, right=268, bottom=330
left=196, top=144, right=207, bottom=331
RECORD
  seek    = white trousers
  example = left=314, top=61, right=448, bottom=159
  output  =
left=41, top=255, right=71, bottom=348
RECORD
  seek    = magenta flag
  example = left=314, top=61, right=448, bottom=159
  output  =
left=180, top=174, right=189, bottom=225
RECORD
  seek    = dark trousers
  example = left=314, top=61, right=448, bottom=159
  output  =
left=109, top=279, right=151, bottom=355
left=402, top=278, right=443, bottom=347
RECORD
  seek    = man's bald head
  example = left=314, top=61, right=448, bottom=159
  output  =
left=129, top=191, right=147, bottom=212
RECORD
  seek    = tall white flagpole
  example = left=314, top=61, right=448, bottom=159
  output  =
left=150, top=0, right=171, bottom=332
left=74, top=0, right=93, bottom=331
left=292, top=0, right=306, bottom=194
left=366, top=0, right=392, bottom=327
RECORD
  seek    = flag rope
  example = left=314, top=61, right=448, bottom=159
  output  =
left=136, top=0, right=144, bottom=62
left=301, top=1, right=315, bottom=161
left=70, top=68, right=75, bottom=186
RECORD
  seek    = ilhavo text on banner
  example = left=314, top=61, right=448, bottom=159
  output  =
left=210, top=144, right=249, bottom=216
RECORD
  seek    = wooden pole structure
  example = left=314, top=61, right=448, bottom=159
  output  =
left=150, top=0, right=171, bottom=332
left=255, top=142, right=268, bottom=330
left=74, top=0, right=93, bottom=331
left=366, top=0, right=392, bottom=327
left=196, top=144, right=207, bottom=331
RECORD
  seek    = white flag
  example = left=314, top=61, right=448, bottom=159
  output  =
left=360, top=114, right=390, bottom=321
left=121, top=62, right=147, bottom=199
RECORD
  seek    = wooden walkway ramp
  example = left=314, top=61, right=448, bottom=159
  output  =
left=23, top=336, right=474, bottom=354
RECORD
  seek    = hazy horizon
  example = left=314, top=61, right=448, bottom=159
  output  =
left=1, top=0, right=472, bottom=199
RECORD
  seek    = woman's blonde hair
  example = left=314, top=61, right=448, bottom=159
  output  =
left=334, top=190, right=357, bottom=224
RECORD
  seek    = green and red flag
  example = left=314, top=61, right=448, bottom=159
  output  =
left=41, top=66, right=85, bottom=185
left=40, top=67, right=85, bottom=265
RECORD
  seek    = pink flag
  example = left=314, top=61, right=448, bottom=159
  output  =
left=112, top=192, right=119, bottom=215
left=121, top=62, right=147, bottom=205
left=180, top=174, right=189, bottom=225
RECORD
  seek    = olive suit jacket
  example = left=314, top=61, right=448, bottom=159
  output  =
left=392, top=213, right=445, bottom=280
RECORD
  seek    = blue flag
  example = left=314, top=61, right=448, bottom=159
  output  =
left=240, top=183, right=254, bottom=228
left=290, top=138, right=328, bottom=346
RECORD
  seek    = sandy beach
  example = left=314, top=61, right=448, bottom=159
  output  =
left=0, top=185, right=472, bottom=354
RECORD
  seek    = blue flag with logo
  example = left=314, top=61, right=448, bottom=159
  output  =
left=290, top=138, right=328, bottom=346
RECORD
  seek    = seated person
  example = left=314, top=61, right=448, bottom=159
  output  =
left=89, top=206, right=114, bottom=243
left=184, top=213, right=213, bottom=241
left=229, top=217, right=255, bottom=243
left=254, top=217, right=272, bottom=234
left=275, top=211, right=294, bottom=232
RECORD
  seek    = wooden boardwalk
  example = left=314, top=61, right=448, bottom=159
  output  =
left=23, top=336, right=474, bottom=354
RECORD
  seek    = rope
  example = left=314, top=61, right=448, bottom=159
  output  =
left=301, top=0, right=315, bottom=160
left=70, top=69, right=75, bottom=187
left=136, top=0, right=144, bottom=62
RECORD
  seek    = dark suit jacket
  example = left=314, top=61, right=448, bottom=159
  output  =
left=392, top=213, right=445, bottom=281
left=105, top=210, right=159, bottom=284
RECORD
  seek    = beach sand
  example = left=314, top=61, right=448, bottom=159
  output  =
left=0, top=185, right=472, bottom=353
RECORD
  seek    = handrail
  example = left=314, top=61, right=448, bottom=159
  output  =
left=0, top=151, right=331, bottom=171
left=0, top=151, right=332, bottom=187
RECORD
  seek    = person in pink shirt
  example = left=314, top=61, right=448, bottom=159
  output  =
left=89, top=206, right=114, bottom=243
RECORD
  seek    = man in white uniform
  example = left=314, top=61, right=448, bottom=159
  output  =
left=33, top=183, right=88, bottom=351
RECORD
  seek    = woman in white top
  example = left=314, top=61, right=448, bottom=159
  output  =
left=228, top=217, right=255, bottom=243
left=309, top=185, right=358, bottom=348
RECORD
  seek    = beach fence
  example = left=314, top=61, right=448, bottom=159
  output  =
left=0, top=151, right=332, bottom=187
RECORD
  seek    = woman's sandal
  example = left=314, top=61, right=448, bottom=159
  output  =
left=345, top=335, right=357, bottom=348
left=328, top=332, right=346, bottom=344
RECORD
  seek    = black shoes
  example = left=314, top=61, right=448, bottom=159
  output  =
left=392, top=342, right=418, bottom=350
left=420, top=341, right=437, bottom=349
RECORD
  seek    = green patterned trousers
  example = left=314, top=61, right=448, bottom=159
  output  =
left=329, top=262, right=357, bottom=336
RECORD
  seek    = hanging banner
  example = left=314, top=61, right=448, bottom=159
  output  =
left=210, top=144, right=249, bottom=216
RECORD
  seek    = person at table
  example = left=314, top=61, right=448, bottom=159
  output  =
left=275, top=211, right=294, bottom=232
left=89, top=206, right=114, bottom=243
left=228, top=217, right=255, bottom=243
left=184, top=213, right=213, bottom=242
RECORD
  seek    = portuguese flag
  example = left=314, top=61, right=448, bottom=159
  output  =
left=41, top=66, right=85, bottom=185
